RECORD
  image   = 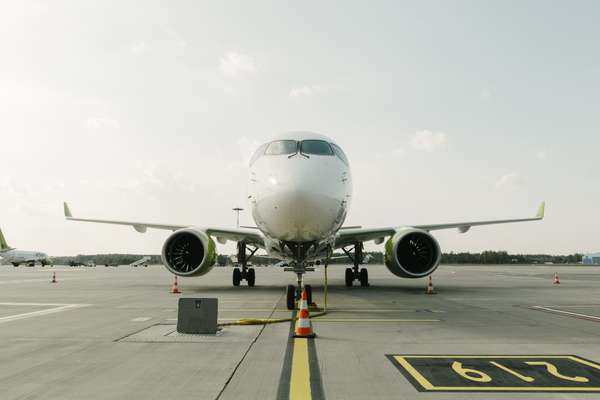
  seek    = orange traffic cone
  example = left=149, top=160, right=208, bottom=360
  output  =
left=51, top=272, right=57, bottom=283
left=293, top=288, right=316, bottom=338
left=171, top=276, right=181, bottom=293
left=553, top=273, right=560, bottom=285
left=425, top=276, right=436, bottom=294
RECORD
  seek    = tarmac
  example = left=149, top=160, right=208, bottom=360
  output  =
left=1, top=263, right=600, bottom=400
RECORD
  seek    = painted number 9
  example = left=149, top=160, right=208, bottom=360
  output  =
left=451, top=362, right=492, bottom=382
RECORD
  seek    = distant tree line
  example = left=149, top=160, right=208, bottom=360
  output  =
left=41, top=251, right=583, bottom=267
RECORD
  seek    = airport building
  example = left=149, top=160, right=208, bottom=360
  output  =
left=582, top=253, right=600, bottom=265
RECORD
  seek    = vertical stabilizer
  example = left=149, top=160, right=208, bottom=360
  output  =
left=0, top=228, right=10, bottom=251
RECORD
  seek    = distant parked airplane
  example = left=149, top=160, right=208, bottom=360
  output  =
left=0, top=228, right=51, bottom=267
left=130, top=256, right=151, bottom=267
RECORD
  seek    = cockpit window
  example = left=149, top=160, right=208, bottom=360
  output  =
left=300, top=140, right=333, bottom=156
left=330, top=143, right=349, bottom=165
left=265, top=140, right=298, bottom=155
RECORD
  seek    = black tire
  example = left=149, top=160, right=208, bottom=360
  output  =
left=247, top=268, right=256, bottom=287
left=304, top=284, right=313, bottom=305
left=345, top=268, right=354, bottom=287
left=12, top=263, right=19, bottom=267
left=233, top=268, right=241, bottom=286
left=359, top=268, right=369, bottom=287
left=286, top=285, right=296, bottom=310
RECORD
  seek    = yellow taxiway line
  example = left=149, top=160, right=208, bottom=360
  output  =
left=289, top=338, right=311, bottom=399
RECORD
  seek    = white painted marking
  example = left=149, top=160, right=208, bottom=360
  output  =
left=0, top=303, right=90, bottom=324
left=131, top=317, right=152, bottom=322
left=531, top=306, right=600, bottom=322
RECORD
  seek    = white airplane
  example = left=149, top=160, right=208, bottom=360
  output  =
left=64, top=131, right=545, bottom=309
left=0, top=228, right=51, bottom=267
left=130, top=256, right=151, bottom=267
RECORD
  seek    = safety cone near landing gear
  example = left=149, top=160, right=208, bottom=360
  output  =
left=553, top=273, right=560, bottom=285
left=171, top=276, right=181, bottom=293
left=425, top=276, right=436, bottom=294
left=293, top=289, right=316, bottom=338
left=51, top=272, right=57, bottom=283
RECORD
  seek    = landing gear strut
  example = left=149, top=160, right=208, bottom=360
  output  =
left=343, top=242, right=369, bottom=287
left=232, top=241, right=258, bottom=287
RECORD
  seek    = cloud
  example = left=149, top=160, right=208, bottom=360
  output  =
left=289, top=85, right=327, bottom=98
left=219, top=52, right=256, bottom=79
left=410, top=130, right=447, bottom=152
left=536, top=150, right=548, bottom=160
left=480, top=88, right=493, bottom=100
left=84, top=118, right=120, bottom=134
left=161, top=26, right=188, bottom=48
left=495, top=172, right=520, bottom=189
left=131, top=41, right=150, bottom=55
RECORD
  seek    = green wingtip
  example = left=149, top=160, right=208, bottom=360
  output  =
left=0, top=228, right=9, bottom=250
left=63, top=202, right=72, bottom=218
left=536, top=201, right=545, bottom=219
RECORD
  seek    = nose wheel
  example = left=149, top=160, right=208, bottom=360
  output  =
left=286, top=284, right=312, bottom=310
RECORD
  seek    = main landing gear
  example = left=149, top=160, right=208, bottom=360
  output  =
left=342, top=242, right=369, bottom=287
left=232, top=241, right=258, bottom=287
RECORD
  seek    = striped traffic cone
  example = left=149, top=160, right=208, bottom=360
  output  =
left=51, top=272, right=57, bottom=283
left=425, top=276, right=436, bottom=294
left=171, top=276, right=181, bottom=293
left=553, top=273, right=560, bottom=285
left=293, top=288, right=316, bottom=338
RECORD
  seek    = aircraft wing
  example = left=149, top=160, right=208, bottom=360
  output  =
left=334, top=202, right=545, bottom=248
left=63, top=202, right=265, bottom=247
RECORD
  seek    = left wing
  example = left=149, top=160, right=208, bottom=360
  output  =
left=63, top=202, right=265, bottom=247
left=335, top=201, right=545, bottom=248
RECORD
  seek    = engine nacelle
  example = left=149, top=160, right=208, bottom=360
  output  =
left=384, top=228, right=441, bottom=278
left=161, top=228, right=216, bottom=277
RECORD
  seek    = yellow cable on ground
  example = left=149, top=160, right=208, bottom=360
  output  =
left=219, top=250, right=332, bottom=327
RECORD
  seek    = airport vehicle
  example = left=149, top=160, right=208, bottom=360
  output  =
left=64, top=131, right=545, bottom=309
left=0, top=228, right=51, bottom=267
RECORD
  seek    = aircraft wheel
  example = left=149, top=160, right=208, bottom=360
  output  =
left=286, top=285, right=296, bottom=310
left=345, top=268, right=354, bottom=287
left=233, top=268, right=241, bottom=286
left=304, top=284, right=313, bottom=305
left=247, top=268, right=255, bottom=287
left=359, top=268, right=369, bottom=287
left=12, top=263, right=19, bottom=267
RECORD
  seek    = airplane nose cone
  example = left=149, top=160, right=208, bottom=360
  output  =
left=253, top=159, right=349, bottom=241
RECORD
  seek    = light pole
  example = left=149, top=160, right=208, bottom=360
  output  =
left=232, top=207, right=244, bottom=228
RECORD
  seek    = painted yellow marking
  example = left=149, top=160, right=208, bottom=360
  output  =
left=490, top=361, right=535, bottom=382
left=313, top=318, right=440, bottom=323
left=526, top=361, right=589, bottom=382
left=290, top=338, right=311, bottom=400
left=393, top=355, right=600, bottom=391
left=393, top=356, right=434, bottom=390
left=451, top=361, right=491, bottom=382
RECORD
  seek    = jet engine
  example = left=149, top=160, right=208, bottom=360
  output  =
left=384, top=228, right=441, bottom=278
left=161, top=228, right=216, bottom=276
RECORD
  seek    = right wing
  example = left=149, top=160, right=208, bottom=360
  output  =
left=335, top=202, right=545, bottom=248
left=63, top=202, right=265, bottom=247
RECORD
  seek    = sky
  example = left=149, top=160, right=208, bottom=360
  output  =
left=1, top=1, right=599, bottom=256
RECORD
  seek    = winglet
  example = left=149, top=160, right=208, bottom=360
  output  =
left=536, top=201, right=545, bottom=219
left=0, top=227, right=11, bottom=251
left=63, top=202, right=73, bottom=218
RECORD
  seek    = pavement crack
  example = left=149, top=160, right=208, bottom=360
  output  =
left=214, top=291, right=284, bottom=400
